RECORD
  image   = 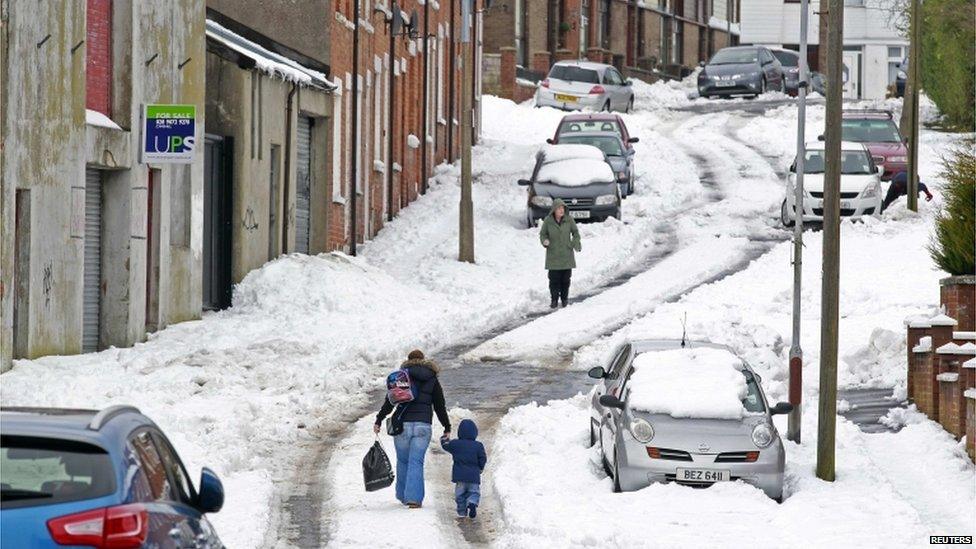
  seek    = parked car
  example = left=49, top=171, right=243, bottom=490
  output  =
left=550, top=112, right=639, bottom=153
left=535, top=60, right=636, bottom=112
left=780, top=140, right=884, bottom=226
left=768, top=48, right=826, bottom=97
left=1, top=405, right=225, bottom=548
left=838, top=110, right=908, bottom=181
left=519, top=144, right=621, bottom=226
left=697, top=46, right=786, bottom=98
left=588, top=339, right=792, bottom=500
left=548, top=131, right=635, bottom=196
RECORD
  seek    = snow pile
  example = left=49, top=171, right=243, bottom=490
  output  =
left=631, top=74, right=700, bottom=110
left=85, top=109, right=122, bottom=130
left=205, top=20, right=331, bottom=88
left=627, top=348, right=748, bottom=419
left=536, top=157, right=614, bottom=187
left=541, top=143, right=606, bottom=162
left=491, top=395, right=976, bottom=548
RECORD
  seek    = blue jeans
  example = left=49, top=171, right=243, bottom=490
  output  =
left=454, top=482, right=481, bottom=516
left=394, top=422, right=432, bottom=504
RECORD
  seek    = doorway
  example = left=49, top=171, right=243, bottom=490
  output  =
left=842, top=49, right=862, bottom=99
left=203, top=135, right=233, bottom=311
left=295, top=115, right=313, bottom=254
left=146, top=168, right=161, bottom=332
left=13, top=189, right=31, bottom=357
left=83, top=168, right=103, bottom=352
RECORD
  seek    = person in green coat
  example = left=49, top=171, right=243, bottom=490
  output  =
left=539, top=198, right=582, bottom=308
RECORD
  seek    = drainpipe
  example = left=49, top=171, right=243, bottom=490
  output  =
left=447, top=0, right=456, bottom=160
left=387, top=2, right=398, bottom=221
left=351, top=1, right=361, bottom=255
left=421, top=1, right=430, bottom=194
left=282, top=83, right=298, bottom=252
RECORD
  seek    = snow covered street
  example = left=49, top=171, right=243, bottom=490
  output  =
left=2, top=77, right=973, bottom=548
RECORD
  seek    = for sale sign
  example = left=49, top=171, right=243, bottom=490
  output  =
left=142, top=104, right=196, bottom=163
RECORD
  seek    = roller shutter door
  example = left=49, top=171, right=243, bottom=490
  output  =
left=295, top=116, right=312, bottom=254
left=83, top=168, right=102, bottom=352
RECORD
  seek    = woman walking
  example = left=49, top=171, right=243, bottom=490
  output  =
left=539, top=198, right=582, bottom=308
left=373, top=349, right=451, bottom=508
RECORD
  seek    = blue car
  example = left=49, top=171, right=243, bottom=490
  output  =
left=1, top=406, right=225, bottom=548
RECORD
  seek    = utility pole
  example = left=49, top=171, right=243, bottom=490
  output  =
left=817, top=0, right=828, bottom=72
left=788, top=0, right=811, bottom=444
left=421, top=1, right=430, bottom=194
left=817, top=0, right=844, bottom=483
left=906, top=0, right=921, bottom=212
left=350, top=0, right=361, bottom=256
left=458, top=0, right=475, bottom=263
left=384, top=3, right=400, bottom=222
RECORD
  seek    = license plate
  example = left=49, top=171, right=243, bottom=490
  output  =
left=569, top=210, right=590, bottom=219
left=555, top=94, right=577, bottom=102
left=716, top=81, right=735, bottom=87
left=676, top=468, right=731, bottom=482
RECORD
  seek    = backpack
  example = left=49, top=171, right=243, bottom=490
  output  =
left=386, top=368, right=416, bottom=405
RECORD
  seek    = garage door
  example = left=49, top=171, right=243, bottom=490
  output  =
left=83, top=168, right=102, bottom=352
left=295, top=115, right=312, bottom=254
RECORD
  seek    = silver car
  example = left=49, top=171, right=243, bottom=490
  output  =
left=588, top=339, right=793, bottom=500
left=535, top=61, right=636, bottom=113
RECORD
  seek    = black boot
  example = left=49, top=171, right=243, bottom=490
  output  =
left=560, top=297, right=568, bottom=308
left=550, top=297, right=559, bottom=309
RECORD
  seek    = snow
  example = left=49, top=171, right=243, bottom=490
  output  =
left=965, top=358, right=976, bottom=369
left=205, top=20, right=333, bottom=89
left=966, top=389, right=976, bottom=399
left=930, top=313, right=960, bottom=326
left=540, top=143, right=605, bottom=162
left=85, top=109, right=121, bottom=130
left=373, top=159, right=386, bottom=172
left=913, top=335, right=932, bottom=353
left=955, top=331, right=976, bottom=341
left=407, top=134, right=421, bottom=148
left=535, top=157, right=614, bottom=187
left=626, top=348, right=749, bottom=419
left=937, top=372, right=960, bottom=383
left=491, top=395, right=975, bottom=548
left=938, top=343, right=963, bottom=354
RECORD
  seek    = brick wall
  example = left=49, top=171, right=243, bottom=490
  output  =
left=86, top=0, right=113, bottom=117
left=915, top=351, right=938, bottom=417
left=941, top=276, right=975, bottom=332
left=967, top=394, right=975, bottom=461
left=937, top=359, right=965, bottom=439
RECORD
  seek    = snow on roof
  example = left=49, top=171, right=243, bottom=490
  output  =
left=626, top=347, right=748, bottom=420
left=936, top=372, right=959, bottom=383
left=929, top=314, right=958, bottom=327
left=206, top=20, right=335, bottom=90
left=912, top=336, right=932, bottom=353
left=966, top=388, right=976, bottom=400
left=536, top=158, right=614, bottom=187
left=954, top=331, right=976, bottom=341
left=936, top=342, right=961, bottom=354
left=937, top=342, right=976, bottom=355
left=805, top=140, right=869, bottom=152
left=540, top=144, right=605, bottom=163
left=904, top=312, right=932, bottom=328
left=86, top=109, right=122, bottom=130
left=964, top=358, right=976, bottom=369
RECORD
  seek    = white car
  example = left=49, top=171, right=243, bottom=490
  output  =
left=535, top=61, right=635, bottom=113
left=781, top=141, right=883, bottom=226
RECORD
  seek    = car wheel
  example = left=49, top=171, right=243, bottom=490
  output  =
left=779, top=77, right=786, bottom=93
left=760, top=77, right=767, bottom=95
left=614, top=207, right=622, bottom=221
left=626, top=97, right=634, bottom=113
left=603, top=100, right=611, bottom=112
left=781, top=198, right=795, bottom=227
left=612, top=450, right=622, bottom=493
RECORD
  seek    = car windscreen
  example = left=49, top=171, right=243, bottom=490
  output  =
left=802, top=150, right=873, bottom=174
left=548, top=65, right=600, bottom=84
left=741, top=372, right=766, bottom=413
left=1, top=435, right=116, bottom=509
left=841, top=119, right=902, bottom=143
left=708, top=49, right=758, bottom=65
left=558, top=119, right=622, bottom=138
left=558, top=135, right=623, bottom=156
left=771, top=50, right=799, bottom=67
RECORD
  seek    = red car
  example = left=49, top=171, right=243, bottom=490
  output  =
left=839, top=110, right=908, bottom=181
left=547, top=113, right=638, bottom=151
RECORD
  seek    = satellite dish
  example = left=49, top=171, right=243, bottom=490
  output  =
left=391, top=7, right=402, bottom=35
left=409, top=10, right=419, bottom=32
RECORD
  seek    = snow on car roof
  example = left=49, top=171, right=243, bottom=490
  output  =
left=805, top=140, right=869, bottom=152
left=536, top=158, right=614, bottom=187
left=540, top=143, right=606, bottom=162
left=627, top=347, right=749, bottom=420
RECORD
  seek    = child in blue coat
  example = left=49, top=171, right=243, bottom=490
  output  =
left=440, top=418, right=487, bottom=518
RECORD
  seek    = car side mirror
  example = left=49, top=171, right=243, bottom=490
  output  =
left=789, top=163, right=796, bottom=173
left=196, top=467, right=224, bottom=513
left=628, top=137, right=639, bottom=143
left=770, top=402, right=794, bottom=415
left=599, top=394, right=625, bottom=409
left=902, top=136, right=909, bottom=144
left=588, top=366, right=606, bottom=379
left=517, top=179, right=532, bottom=186
left=546, top=138, right=555, bottom=144
left=817, top=134, right=825, bottom=141
left=625, top=79, right=633, bottom=86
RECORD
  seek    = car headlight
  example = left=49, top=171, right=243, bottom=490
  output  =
left=887, top=155, right=907, bottom=163
left=752, top=423, right=773, bottom=448
left=731, top=73, right=743, bottom=80
left=629, top=418, right=655, bottom=443
left=616, top=171, right=628, bottom=181
left=861, top=182, right=881, bottom=198
left=595, top=194, right=617, bottom=206
left=530, top=195, right=553, bottom=208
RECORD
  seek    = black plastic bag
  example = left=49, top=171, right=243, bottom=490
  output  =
left=363, top=439, right=395, bottom=492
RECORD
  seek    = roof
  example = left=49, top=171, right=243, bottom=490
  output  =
left=551, top=59, right=610, bottom=71
left=206, top=19, right=335, bottom=91
left=631, top=339, right=735, bottom=355
left=805, top=140, right=869, bottom=152
left=560, top=112, right=621, bottom=122
left=767, top=47, right=799, bottom=56
left=539, top=143, right=606, bottom=163
left=842, top=109, right=894, bottom=120
left=0, top=406, right=153, bottom=444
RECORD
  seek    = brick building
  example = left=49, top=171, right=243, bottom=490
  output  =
left=1, top=0, right=207, bottom=371
left=483, top=0, right=740, bottom=98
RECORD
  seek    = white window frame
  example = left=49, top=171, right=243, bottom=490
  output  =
left=332, top=76, right=345, bottom=203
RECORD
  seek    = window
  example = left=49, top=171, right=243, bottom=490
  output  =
left=86, top=0, right=113, bottom=117
left=708, top=47, right=759, bottom=65
left=771, top=50, right=799, bottom=67
left=558, top=118, right=623, bottom=139
left=801, top=150, right=874, bottom=175
left=558, top=135, right=624, bottom=156
left=332, top=76, right=344, bottom=203
left=600, top=0, right=611, bottom=49
left=151, top=433, right=195, bottom=504
left=129, top=431, right=173, bottom=501
left=841, top=119, right=902, bottom=143
left=1, top=436, right=115, bottom=510
left=887, top=46, right=906, bottom=84
left=549, top=65, right=600, bottom=83
left=741, top=371, right=767, bottom=413
left=609, top=345, right=632, bottom=379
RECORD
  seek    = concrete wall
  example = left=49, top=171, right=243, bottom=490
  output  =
left=1, top=0, right=205, bottom=371
left=207, top=0, right=330, bottom=64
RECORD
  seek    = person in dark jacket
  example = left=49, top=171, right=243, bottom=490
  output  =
left=539, top=198, right=582, bottom=309
left=882, top=171, right=933, bottom=211
left=440, top=419, right=487, bottom=519
left=374, top=350, right=451, bottom=508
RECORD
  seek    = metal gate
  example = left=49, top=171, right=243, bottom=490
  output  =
left=83, top=168, right=102, bottom=352
left=203, top=136, right=233, bottom=311
left=295, top=116, right=312, bottom=254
